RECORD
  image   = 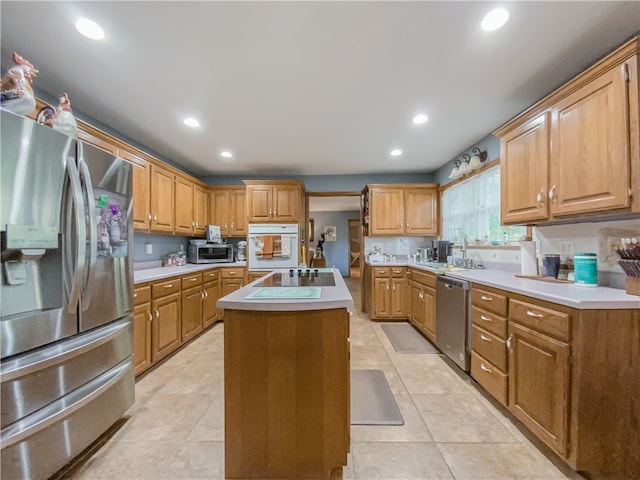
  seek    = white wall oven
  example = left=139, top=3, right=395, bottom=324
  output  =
left=248, top=224, right=299, bottom=271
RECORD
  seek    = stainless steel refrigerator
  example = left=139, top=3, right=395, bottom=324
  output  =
left=0, top=110, right=135, bottom=479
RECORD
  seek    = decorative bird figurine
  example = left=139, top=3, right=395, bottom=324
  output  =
left=52, top=92, right=77, bottom=135
left=1, top=52, right=38, bottom=115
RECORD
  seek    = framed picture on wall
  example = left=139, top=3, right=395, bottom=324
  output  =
left=324, top=226, right=336, bottom=241
left=309, top=219, right=314, bottom=243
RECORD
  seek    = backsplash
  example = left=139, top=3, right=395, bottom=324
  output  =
left=364, top=236, right=436, bottom=257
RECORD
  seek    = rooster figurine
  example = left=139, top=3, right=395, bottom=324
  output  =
left=1, top=52, right=38, bottom=115
left=36, top=92, right=78, bottom=135
left=52, top=92, right=77, bottom=135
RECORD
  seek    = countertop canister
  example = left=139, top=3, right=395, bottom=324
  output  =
left=574, top=253, right=598, bottom=287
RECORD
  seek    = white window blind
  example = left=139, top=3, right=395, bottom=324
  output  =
left=442, top=166, right=525, bottom=244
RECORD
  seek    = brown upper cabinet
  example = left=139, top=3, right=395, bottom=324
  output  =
left=496, top=36, right=640, bottom=225
left=209, top=186, right=247, bottom=236
left=174, top=175, right=208, bottom=237
left=363, top=184, right=439, bottom=236
left=244, top=180, right=304, bottom=223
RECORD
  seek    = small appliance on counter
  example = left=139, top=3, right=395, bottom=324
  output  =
left=187, top=242, right=234, bottom=263
left=424, top=240, right=451, bottom=263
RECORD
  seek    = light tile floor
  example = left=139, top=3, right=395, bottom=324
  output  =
left=64, top=277, right=584, bottom=480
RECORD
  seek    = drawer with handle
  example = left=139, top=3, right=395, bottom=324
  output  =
left=373, top=267, right=390, bottom=278
left=471, top=306, right=507, bottom=338
left=470, top=351, right=507, bottom=406
left=510, top=299, right=570, bottom=341
left=181, top=273, right=202, bottom=289
left=152, top=278, right=181, bottom=298
left=471, top=324, right=507, bottom=371
left=133, top=285, right=151, bottom=306
left=472, top=287, right=507, bottom=316
left=411, top=268, right=436, bottom=288
left=203, top=270, right=219, bottom=282
left=220, top=268, right=244, bottom=279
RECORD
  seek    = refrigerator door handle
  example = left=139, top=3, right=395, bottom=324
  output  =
left=78, top=150, right=97, bottom=311
left=65, top=157, right=86, bottom=314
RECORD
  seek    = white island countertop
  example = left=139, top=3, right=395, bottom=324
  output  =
left=366, top=260, right=640, bottom=310
left=217, top=268, right=354, bottom=312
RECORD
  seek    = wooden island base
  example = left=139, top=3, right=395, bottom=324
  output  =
left=224, top=308, right=350, bottom=479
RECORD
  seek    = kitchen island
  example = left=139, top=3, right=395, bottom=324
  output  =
left=217, top=269, right=353, bottom=480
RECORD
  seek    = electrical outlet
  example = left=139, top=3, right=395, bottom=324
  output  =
left=560, top=240, right=574, bottom=255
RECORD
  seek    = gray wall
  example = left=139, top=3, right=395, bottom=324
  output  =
left=133, top=233, right=193, bottom=262
left=310, top=210, right=360, bottom=276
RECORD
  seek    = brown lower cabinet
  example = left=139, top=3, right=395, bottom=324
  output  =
left=133, top=267, right=233, bottom=377
left=203, top=271, right=220, bottom=329
left=133, top=285, right=152, bottom=376
left=470, top=283, right=640, bottom=478
left=181, top=273, right=204, bottom=343
left=151, top=279, right=182, bottom=363
left=219, top=267, right=245, bottom=319
left=367, top=266, right=408, bottom=319
left=408, top=269, right=436, bottom=341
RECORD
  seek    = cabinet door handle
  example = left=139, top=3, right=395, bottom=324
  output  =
left=548, top=185, right=556, bottom=200
left=147, top=311, right=153, bottom=323
left=480, top=363, right=492, bottom=373
left=480, top=314, right=492, bottom=322
left=164, top=284, right=173, bottom=288
left=392, top=285, right=395, bottom=290
left=201, top=291, right=205, bottom=299
left=480, top=334, right=492, bottom=342
left=269, top=208, right=273, bottom=215
left=147, top=213, right=152, bottom=220
left=526, top=309, right=544, bottom=318
left=190, top=278, right=197, bottom=282
left=204, top=291, right=208, bottom=299
left=155, top=309, right=159, bottom=319
left=506, top=335, right=513, bottom=350
left=273, top=210, right=277, bottom=216
left=536, top=188, right=545, bottom=204
left=195, top=222, right=198, bottom=227
left=153, top=214, right=158, bottom=221
left=481, top=295, right=493, bottom=301
left=224, top=223, right=228, bottom=229
left=230, top=223, right=234, bottom=229
left=418, top=291, right=424, bottom=299
left=134, top=292, right=138, bottom=298
left=386, top=284, right=389, bottom=290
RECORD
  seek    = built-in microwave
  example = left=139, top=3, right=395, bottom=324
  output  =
left=187, top=243, right=234, bottom=263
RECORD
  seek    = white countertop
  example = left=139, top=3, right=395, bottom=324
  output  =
left=216, top=268, right=354, bottom=312
left=366, top=260, right=640, bottom=310
left=134, top=262, right=247, bottom=284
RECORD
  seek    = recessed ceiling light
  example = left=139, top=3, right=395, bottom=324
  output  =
left=75, top=18, right=105, bottom=40
left=220, top=151, right=233, bottom=159
left=413, top=114, right=428, bottom=125
left=183, top=117, right=200, bottom=128
left=390, top=149, right=403, bottom=157
left=481, top=8, right=509, bottom=31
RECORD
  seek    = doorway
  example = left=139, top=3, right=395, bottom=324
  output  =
left=307, top=192, right=361, bottom=277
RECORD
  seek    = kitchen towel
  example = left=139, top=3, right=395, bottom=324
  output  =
left=520, top=240, right=538, bottom=276
left=272, top=235, right=282, bottom=257
left=262, top=235, right=274, bottom=259
left=281, top=235, right=291, bottom=256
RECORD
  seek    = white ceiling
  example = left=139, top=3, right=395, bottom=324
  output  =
left=1, top=2, right=639, bottom=178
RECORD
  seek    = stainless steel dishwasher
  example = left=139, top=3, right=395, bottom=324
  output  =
left=435, top=276, right=471, bottom=371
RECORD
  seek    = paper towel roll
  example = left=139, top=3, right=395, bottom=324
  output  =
left=520, top=241, right=538, bottom=276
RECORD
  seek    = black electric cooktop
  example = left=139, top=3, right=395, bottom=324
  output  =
left=253, top=269, right=336, bottom=287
